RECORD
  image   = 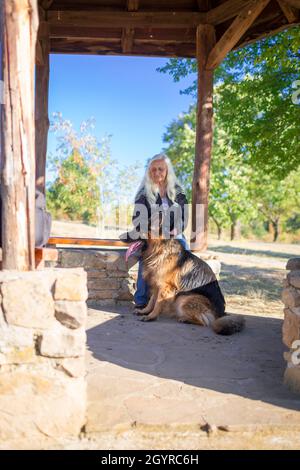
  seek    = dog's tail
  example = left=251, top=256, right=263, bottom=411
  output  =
left=211, top=314, right=245, bottom=335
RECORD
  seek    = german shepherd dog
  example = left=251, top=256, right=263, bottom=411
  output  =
left=135, top=238, right=245, bottom=335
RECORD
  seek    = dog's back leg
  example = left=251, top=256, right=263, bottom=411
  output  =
left=175, top=294, right=216, bottom=327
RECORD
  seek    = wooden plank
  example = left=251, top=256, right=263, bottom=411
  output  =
left=277, top=0, right=299, bottom=22
left=50, top=38, right=196, bottom=57
left=35, top=19, right=50, bottom=194
left=206, top=0, right=271, bottom=70
left=1, top=0, right=39, bottom=270
left=50, top=25, right=195, bottom=41
left=127, top=0, right=139, bottom=11
left=206, top=0, right=252, bottom=25
left=48, top=237, right=128, bottom=247
left=48, top=11, right=206, bottom=28
left=282, top=0, right=300, bottom=7
left=197, top=0, right=211, bottom=11
left=191, top=24, right=216, bottom=252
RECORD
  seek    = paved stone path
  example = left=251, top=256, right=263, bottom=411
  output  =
left=84, top=304, right=300, bottom=449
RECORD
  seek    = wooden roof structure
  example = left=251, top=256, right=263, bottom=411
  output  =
left=1, top=0, right=299, bottom=270
left=46, top=0, right=300, bottom=58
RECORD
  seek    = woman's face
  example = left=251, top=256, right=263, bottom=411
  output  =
left=149, top=159, right=168, bottom=185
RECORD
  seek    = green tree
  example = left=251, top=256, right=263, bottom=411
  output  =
left=159, top=27, right=300, bottom=178
left=250, top=169, right=300, bottom=242
left=47, top=149, right=100, bottom=223
left=163, top=107, right=257, bottom=240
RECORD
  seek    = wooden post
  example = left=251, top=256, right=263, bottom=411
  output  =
left=1, top=0, right=39, bottom=270
left=35, top=14, right=50, bottom=194
left=191, top=25, right=216, bottom=252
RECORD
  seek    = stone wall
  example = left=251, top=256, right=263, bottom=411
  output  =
left=0, top=268, right=88, bottom=442
left=55, top=248, right=221, bottom=306
left=282, top=258, right=300, bottom=393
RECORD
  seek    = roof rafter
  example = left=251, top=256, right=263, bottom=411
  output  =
left=206, top=0, right=271, bottom=70
left=276, top=0, right=299, bottom=22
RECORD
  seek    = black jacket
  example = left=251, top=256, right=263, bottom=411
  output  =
left=132, top=184, right=188, bottom=238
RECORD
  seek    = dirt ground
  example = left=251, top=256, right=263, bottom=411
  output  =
left=208, top=238, right=300, bottom=318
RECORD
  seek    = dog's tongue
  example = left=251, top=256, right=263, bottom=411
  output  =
left=125, top=241, right=143, bottom=262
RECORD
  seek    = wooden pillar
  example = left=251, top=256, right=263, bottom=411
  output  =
left=35, top=14, right=50, bottom=194
left=191, top=24, right=216, bottom=252
left=1, top=0, right=39, bottom=270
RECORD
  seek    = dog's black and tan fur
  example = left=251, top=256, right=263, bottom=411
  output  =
left=135, top=238, right=244, bottom=335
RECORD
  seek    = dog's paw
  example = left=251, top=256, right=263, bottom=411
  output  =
left=134, top=308, right=145, bottom=316
left=139, top=315, right=156, bottom=322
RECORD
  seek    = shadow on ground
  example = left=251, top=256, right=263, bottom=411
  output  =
left=87, top=303, right=300, bottom=413
left=211, top=245, right=296, bottom=260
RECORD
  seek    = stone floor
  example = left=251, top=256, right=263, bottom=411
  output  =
left=83, top=304, right=300, bottom=449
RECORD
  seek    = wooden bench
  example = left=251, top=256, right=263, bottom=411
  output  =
left=47, top=237, right=128, bottom=248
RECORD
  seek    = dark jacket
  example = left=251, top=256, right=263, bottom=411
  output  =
left=132, top=184, right=188, bottom=238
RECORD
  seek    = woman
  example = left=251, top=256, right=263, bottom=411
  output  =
left=131, top=153, right=189, bottom=309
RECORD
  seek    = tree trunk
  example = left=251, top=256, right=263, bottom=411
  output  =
left=191, top=24, right=216, bottom=252
left=272, top=219, right=279, bottom=242
left=1, top=0, right=39, bottom=270
left=230, top=221, right=236, bottom=241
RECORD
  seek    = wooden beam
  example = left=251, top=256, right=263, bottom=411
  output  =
left=1, top=0, right=39, bottom=270
left=35, top=19, right=50, bottom=194
left=127, top=0, right=139, bottom=11
left=277, top=0, right=299, bottom=22
left=122, top=28, right=135, bottom=54
left=48, top=11, right=206, bottom=29
left=206, top=0, right=271, bottom=70
left=281, top=0, right=300, bottom=7
left=191, top=24, right=216, bottom=252
left=206, top=0, right=252, bottom=25
left=41, top=0, right=54, bottom=9
left=122, top=0, right=139, bottom=54
left=197, top=0, right=211, bottom=11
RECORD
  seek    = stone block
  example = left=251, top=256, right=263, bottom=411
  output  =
left=282, top=287, right=300, bottom=309
left=88, top=290, right=115, bottom=300
left=1, top=278, right=54, bottom=329
left=38, top=324, right=86, bottom=357
left=86, top=270, right=107, bottom=279
left=55, top=301, right=87, bottom=329
left=87, top=278, right=120, bottom=291
left=0, top=323, right=35, bottom=365
left=286, top=258, right=300, bottom=271
left=287, top=270, right=300, bottom=290
left=54, top=269, right=88, bottom=301
left=59, top=249, right=85, bottom=268
left=83, top=251, right=107, bottom=269
left=282, top=308, right=300, bottom=348
left=55, top=357, right=86, bottom=378
left=106, top=251, right=127, bottom=271
left=0, top=370, right=86, bottom=440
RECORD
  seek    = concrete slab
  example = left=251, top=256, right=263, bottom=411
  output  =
left=85, top=304, right=300, bottom=448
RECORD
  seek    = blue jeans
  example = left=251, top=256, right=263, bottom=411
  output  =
left=134, top=235, right=189, bottom=306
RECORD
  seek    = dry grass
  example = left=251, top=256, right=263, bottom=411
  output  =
left=208, top=238, right=300, bottom=319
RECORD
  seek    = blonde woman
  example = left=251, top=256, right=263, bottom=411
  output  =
left=132, top=153, right=189, bottom=308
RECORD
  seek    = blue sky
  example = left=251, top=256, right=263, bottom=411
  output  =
left=48, top=54, right=196, bottom=176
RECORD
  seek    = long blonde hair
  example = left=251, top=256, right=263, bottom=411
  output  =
left=135, top=153, right=179, bottom=204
